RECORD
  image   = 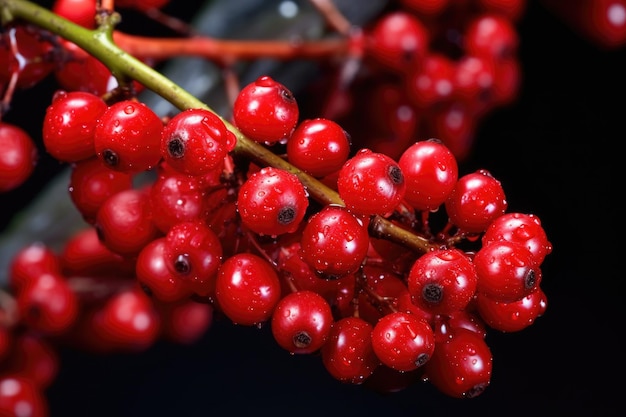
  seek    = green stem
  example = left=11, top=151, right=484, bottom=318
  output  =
left=0, top=0, right=435, bottom=254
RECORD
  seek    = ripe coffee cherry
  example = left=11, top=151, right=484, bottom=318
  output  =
left=475, top=286, right=547, bottom=332
left=163, top=221, right=223, bottom=298
left=95, top=188, right=160, bottom=257
left=407, top=248, right=478, bottom=315
left=371, top=311, right=435, bottom=372
left=445, top=169, right=508, bottom=234
left=482, top=212, right=552, bottom=265
left=473, top=240, right=542, bottom=303
left=16, top=272, right=79, bottom=335
left=366, top=11, right=430, bottom=74
left=69, top=156, right=134, bottom=224
left=233, top=75, right=299, bottom=145
left=424, top=328, right=493, bottom=398
left=161, top=108, right=236, bottom=176
left=237, top=167, right=309, bottom=236
left=215, top=253, right=282, bottom=326
left=42, top=90, right=107, bottom=162
left=337, top=149, right=406, bottom=216
left=286, top=118, right=351, bottom=178
left=398, top=139, right=458, bottom=212
left=271, top=290, right=334, bottom=354
left=321, top=316, right=380, bottom=384
left=94, top=100, right=164, bottom=173
left=299, top=205, right=370, bottom=277
left=0, top=122, right=38, bottom=192
left=0, top=374, right=49, bottom=417
left=135, top=237, right=193, bottom=303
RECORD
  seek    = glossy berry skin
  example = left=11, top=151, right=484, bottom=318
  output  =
left=54, top=39, right=116, bottom=96
left=233, top=75, right=299, bottom=145
left=0, top=374, right=49, bottom=417
left=16, top=272, right=79, bottom=335
left=482, top=212, right=552, bottom=265
left=135, top=237, right=193, bottom=303
left=286, top=118, right=351, bottom=178
left=366, top=11, right=430, bottom=74
left=0, top=25, right=55, bottom=89
left=445, top=169, right=508, bottom=234
left=424, top=328, right=493, bottom=398
left=161, top=108, right=236, bottom=176
left=42, top=90, right=107, bottom=162
left=473, top=240, right=542, bottom=303
left=52, top=0, right=97, bottom=28
left=163, top=221, right=223, bottom=298
left=371, top=311, right=435, bottom=372
left=8, top=242, right=61, bottom=293
left=94, top=286, right=160, bottom=352
left=464, top=13, right=519, bottom=60
left=271, top=290, right=333, bottom=354
left=69, top=156, right=133, bottom=224
left=0, top=122, right=38, bottom=193
left=95, top=188, right=160, bottom=257
left=299, top=205, right=370, bottom=277
left=407, top=248, right=478, bottom=315
left=94, top=100, right=163, bottom=173
left=406, top=53, right=455, bottom=110
left=215, top=253, right=282, bottom=326
left=398, top=139, right=458, bottom=211
left=237, top=167, right=309, bottom=236
left=475, top=286, right=547, bottom=332
left=156, top=299, right=214, bottom=344
left=337, top=149, right=406, bottom=216
left=321, top=316, right=380, bottom=384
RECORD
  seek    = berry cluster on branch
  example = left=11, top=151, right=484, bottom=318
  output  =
left=0, top=0, right=555, bottom=415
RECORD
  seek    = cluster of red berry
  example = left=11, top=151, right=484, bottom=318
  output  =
left=1, top=0, right=555, bottom=415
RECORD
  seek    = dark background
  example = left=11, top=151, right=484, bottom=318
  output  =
left=2, top=1, right=624, bottom=416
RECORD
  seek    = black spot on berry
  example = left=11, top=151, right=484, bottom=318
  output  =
left=423, top=283, right=443, bottom=304
left=102, top=149, right=119, bottom=167
left=277, top=206, right=296, bottom=225
left=525, top=269, right=537, bottom=290
left=415, top=353, right=430, bottom=367
left=173, top=254, right=191, bottom=274
left=293, top=331, right=312, bottom=348
left=167, top=136, right=185, bottom=158
left=388, top=165, right=404, bottom=185
left=280, top=88, right=295, bottom=102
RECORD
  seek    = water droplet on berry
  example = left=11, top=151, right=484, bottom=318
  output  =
left=124, top=105, right=135, bottom=114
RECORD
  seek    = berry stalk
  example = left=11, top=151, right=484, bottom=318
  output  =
left=0, top=0, right=435, bottom=254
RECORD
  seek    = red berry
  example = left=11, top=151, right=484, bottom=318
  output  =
left=54, top=40, right=116, bottom=95
left=482, top=212, right=552, bottom=265
left=0, top=122, right=38, bottom=193
left=8, top=242, right=62, bottom=293
left=69, top=156, right=134, bottom=224
left=94, top=100, right=164, bottom=173
left=155, top=298, right=213, bottom=344
left=299, top=205, right=370, bottom=277
left=16, top=272, right=79, bottom=335
left=407, top=248, right=478, bottom=315
left=42, top=90, right=107, bottom=162
left=321, top=316, right=380, bottom=384
left=215, top=253, right=282, bottom=326
left=398, top=139, right=458, bottom=212
left=286, top=118, right=351, bottom=178
left=160, top=108, right=236, bottom=176
left=0, top=374, right=49, bottom=417
left=2, top=333, right=59, bottom=388
left=163, top=221, right=223, bottom=298
left=95, top=188, right=161, bottom=257
left=237, top=166, right=309, bottom=236
left=445, top=169, right=508, bottom=234
left=475, top=286, right=547, bottom=332
left=406, top=53, right=455, bottom=109
left=424, top=328, right=493, bottom=398
left=52, top=0, right=97, bottom=28
left=473, top=240, right=542, bottom=302
left=337, top=149, right=406, bottom=216
left=371, top=311, right=435, bottom=372
left=0, top=25, right=54, bottom=89
left=464, top=13, right=519, bottom=60
left=233, top=75, right=299, bottom=145
left=366, top=11, right=430, bottom=74
left=271, top=290, right=333, bottom=354
left=135, top=237, right=193, bottom=303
